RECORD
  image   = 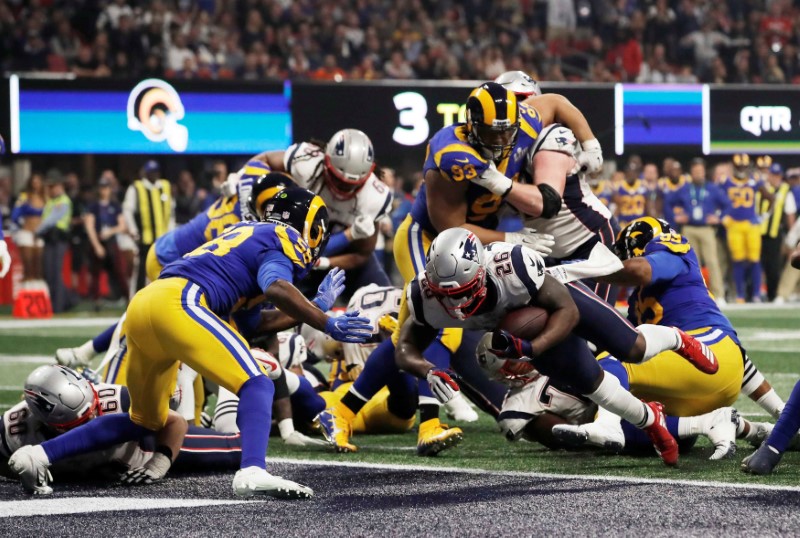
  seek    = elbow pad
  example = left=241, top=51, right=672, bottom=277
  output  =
left=538, top=183, right=562, bottom=219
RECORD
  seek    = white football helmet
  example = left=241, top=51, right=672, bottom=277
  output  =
left=324, top=128, right=376, bottom=200
left=23, top=365, right=99, bottom=431
left=494, top=71, right=542, bottom=99
left=425, top=228, right=487, bottom=319
left=300, top=323, right=343, bottom=362
left=476, top=333, right=538, bottom=387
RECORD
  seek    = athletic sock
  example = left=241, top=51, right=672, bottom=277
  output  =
left=419, top=403, right=440, bottom=424
left=585, top=372, right=653, bottom=428
left=757, top=389, right=786, bottom=420
left=636, top=324, right=681, bottom=361
left=740, top=355, right=766, bottom=396
left=749, top=262, right=762, bottom=301
left=42, top=413, right=149, bottom=463
left=91, top=322, right=118, bottom=354
left=765, top=380, right=800, bottom=453
left=236, top=376, right=274, bottom=469
left=290, top=375, right=326, bottom=423
left=732, top=261, right=747, bottom=300
left=340, top=390, right=366, bottom=417
left=348, top=339, right=398, bottom=410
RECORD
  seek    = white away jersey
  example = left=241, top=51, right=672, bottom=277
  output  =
left=407, top=242, right=545, bottom=330
left=344, top=284, right=402, bottom=368
left=524, top=125, right=612, bottom=259
left=498, top=375, right=596, bottom=441
left=283, top=142, right=393, bottom=231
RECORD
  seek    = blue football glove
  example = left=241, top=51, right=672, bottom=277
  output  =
left=313, top=267, right=346, bottom=312
left=325, top=311, right=373, bottom=343
left=489, top=330, right=534, bottom=360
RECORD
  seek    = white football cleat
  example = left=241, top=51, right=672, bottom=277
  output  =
left=9, top=445, right=53, bottom=495
left=232, top=466, right=313, bottom=499
left=705, top=407, right=737, bottom=460
left=55, top=347, right=89, bottom=368
left=443, top=392, right=479, bottom=423
left=552, top=420, right=625, bottom=453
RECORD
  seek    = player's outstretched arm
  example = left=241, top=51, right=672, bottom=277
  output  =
left=525, top=274, right=579, bottom=356
left=257, top=269, right=346, bottom=333
left=525, top=94, right=596, bottom=144
left=395, top=317, right=439, bottom=379
left=598, top=257, right=654, bottom=287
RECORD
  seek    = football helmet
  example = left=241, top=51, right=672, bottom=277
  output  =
left=613, top=216, right=672, bottom=260
left=494, top=71, right=542, bottom=99
left=756, top=155, right=772, bottom=169
left=476, top=333, right=538, bottom=387
left=466, top=82, right=520, bottom=162
left=732, top=153, right=751, bottom=179
left=23, top=365, right=99, bottom=432
left=248, top=172, right=295, bottom=218
left=323, top=129, right=376, bottom=200
left=425, top=228, right=487, bottom=320
left=262, top=186, right=330, bottom=264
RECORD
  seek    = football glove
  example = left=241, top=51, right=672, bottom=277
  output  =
left=578, top=138, right=603, bottom=175
left=313, top=267, right=346, bottom=311
left=220, top=173, right=239, bottom=199
left=504, top=227, right=555, bottom=256
left=489, top=330, right=534, bottom=360
left=283, top=430, right=328, bottom=447
left=313, top=257, right=331, bottom=271
left=470, top=161, right=513, bottom=197
left=120, top=452, right=171, bottom=486
left=350, top=215, right=376, bottom=240
left=325, top=311, right=373, bottom=343
left=426, top=369, right=460, bottom=404
left=0, top=240, right=10, bottom=279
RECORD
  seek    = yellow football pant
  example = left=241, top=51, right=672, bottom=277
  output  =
left=392, top=215, right=461, bottom=353
left=624, top=331, right=744, bottom=416
left=725, top=220, right=761, bottom=262
left=125, top=277, right=265, bottom=430
left=145, top=244, right=164, bottom=283
left=321, top=382, right=416, bottom=433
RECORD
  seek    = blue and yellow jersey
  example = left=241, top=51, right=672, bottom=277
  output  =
left=590, top=180, right=613, bottom=208
left=161, top=221, right=313, bottom=316
left=720, top=176, right=762, bottom=223
left=627, top=232, right=738, bottom=344
left=411, top=102, right=543, bottom=234
left=615, top=180, right=651, bottom=227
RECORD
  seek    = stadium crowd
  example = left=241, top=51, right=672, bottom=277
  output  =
left=2, top=0, right=800, bottom=84
left=2, top=152, right=800, bottom=311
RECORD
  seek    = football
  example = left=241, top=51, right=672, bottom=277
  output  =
left=499, top=306, right=549, bottom=340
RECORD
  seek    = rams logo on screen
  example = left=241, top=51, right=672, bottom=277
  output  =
left=126, top=78, right=189, bottom=152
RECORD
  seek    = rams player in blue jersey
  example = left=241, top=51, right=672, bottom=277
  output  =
left=720, top=154, right=773, bottom=302
left=8, top=187, right=373, bottom=499
left=613, top=159, right=653, bottom=229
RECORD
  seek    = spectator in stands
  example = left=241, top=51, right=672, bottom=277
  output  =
left=65, top=172, right=88, bottom=300
left=199, top=160, right=227, bottom=212
left=11, top=173, right=45, bottom=287
left=167, top=32, right=195, bottom=73
left=175, top=170, right=202, bottom=225
left=776, top=168, right=800, bottom=303
left=671, top=158, right=730, bottom=304
left=84, top=176, right=129, bottom=309
left=37, top=170, right=73, bottom=313
left=384, top=50, right=415, bottom=79
left=50, top=19, right=81, bottom=65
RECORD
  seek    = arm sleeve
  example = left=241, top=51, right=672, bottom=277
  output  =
left=257, top=251, right=296, bottom=292
left=644, top=251, right=690, bottom=284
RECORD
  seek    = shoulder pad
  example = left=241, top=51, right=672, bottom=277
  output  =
left=356, top=176, right=394, bottom=220
left=533, top=124, right=578, bottom=158
left=432, top=144, right=488, bottom=182
left=284, top=142, right=324, bottom=185
left=644, top=232, right=691, bottom=256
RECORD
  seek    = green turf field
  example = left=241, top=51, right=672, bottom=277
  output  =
left=1, top=308, right=798, bottom=486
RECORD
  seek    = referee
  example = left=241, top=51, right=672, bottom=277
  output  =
left=760, top=163, right=796, bottom=302
left=123, top=160, right=174, bottom=294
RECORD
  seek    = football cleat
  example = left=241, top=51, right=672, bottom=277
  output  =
left=443, top=392, right=479, bottom=423
left=705, top=407, right=737, bottom=460
left=315, top=407, right=357, bottom=453
left=232, top=466, right=314, bottom=499
left=642, top=401, right=679, bottom=466
left=673, top=329, right=718, bottom=374
left=417, top=418, right=463, bottom=457
left=741, top=442, right=782, bottom=475
left=9, top=445, right=53, bottom=495
left=55, top=347, right=90, bottom=369
left=552, top=421, right=625, bottom=453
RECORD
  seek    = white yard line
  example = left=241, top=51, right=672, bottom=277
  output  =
left=0, top=354, right=52, bottom=364
left=270, top=457, right=800, bottom=492
left=0, top=318, right=118, bottom=330
left=0, top=496, right=247, bottom=518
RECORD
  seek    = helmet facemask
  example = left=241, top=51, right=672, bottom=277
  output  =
left=427, top=266, right=488, bottom=320
left=469, top=118, right=519, bottom=162
left=322, top=154, right=374, bottom=200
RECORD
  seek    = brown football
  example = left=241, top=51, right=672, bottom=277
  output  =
left=499, top=306, right=549, bottom=340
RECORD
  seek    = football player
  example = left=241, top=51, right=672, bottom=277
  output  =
left=613, top=158, right=653, bottom=229
left=743, top=379, right=800, bottom=474
left=8, top=188, right=373, bottom=499
left=247, top=129, right=393, bottom=297
left=657, top=159, right=689, bottom=229
left=720, top=154, right=773, bottom=302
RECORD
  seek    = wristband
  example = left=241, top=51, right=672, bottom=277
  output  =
left=154, top=444, right=174, bottom=461
left=278, top=418, right=295, bottom=439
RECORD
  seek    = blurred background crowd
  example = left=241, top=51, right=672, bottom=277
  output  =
left=3, top=152, right=800, bottom=313
left=2, top=0, right=800, bottom=84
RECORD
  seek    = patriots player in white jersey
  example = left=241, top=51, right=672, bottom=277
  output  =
left=243, top=129, right=393, bottom=298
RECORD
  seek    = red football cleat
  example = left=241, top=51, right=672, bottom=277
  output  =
left=674, top=328, right=719, bottom=375
left=643, top=401, right=679, bottom=466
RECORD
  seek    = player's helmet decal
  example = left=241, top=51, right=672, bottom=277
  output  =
left=127, top=78, right=189, bottom=152
left=614, top=217, right=672, bottom=260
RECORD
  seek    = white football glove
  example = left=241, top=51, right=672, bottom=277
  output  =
left=470, top=161, right=513, bottom=197
left=504, top=227, right=555, bottom=256
left=426, top=369, right=460, bottom=404
left=578, top=139, right=603, bottom=175
left=220, top=173, right=240, bottom=199
left=120, top=452, right=171, bottom=485
left=350, top=215, right=376, bottom=240
left=313, top=257, right=331, bottom=271
left=283, top=430, right=328, bottom=447
left=0, top=240, right=10, bottom=278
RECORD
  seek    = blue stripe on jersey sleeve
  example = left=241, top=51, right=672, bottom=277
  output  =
left=510, top=245, right=540, bottom=299
left=408, top=279, right=428, bottom=326
left=257, top=251, right=296, bottom=292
